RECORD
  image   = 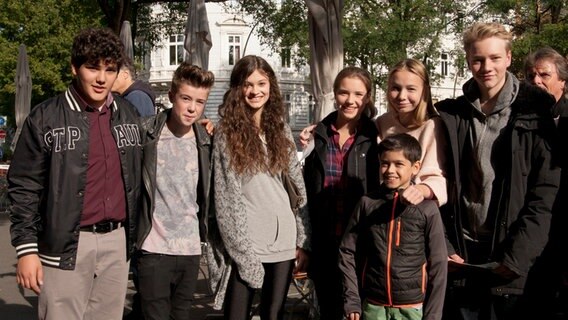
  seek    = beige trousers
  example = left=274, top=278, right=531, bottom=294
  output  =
left=38, top=227, right=129, bottom=320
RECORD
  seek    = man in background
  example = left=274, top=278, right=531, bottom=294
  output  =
left=113, top=57, right=156, bottom=116
left=524, top=46, right=568, bottom=319
left=524, top=46, right=568, bottom=118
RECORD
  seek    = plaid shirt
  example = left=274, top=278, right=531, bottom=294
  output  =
left=324, top=124, right=356, bottom=237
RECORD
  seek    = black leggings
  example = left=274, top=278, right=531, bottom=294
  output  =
left=224, top=259, right=294, bottom=320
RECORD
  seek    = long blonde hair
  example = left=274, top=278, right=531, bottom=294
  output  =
left=387, top=59, right=437, bottom=128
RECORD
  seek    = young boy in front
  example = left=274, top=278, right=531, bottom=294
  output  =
left=339, top=133, right=447, bottom=320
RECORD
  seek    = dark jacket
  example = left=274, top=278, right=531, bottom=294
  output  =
left=436, top=81, right=560, bottom=295
left=9, top=89, right=143, bottom=270
left=122, top=79, right=156, bottom=117
left=339, top=187, right=447, bottom=319
left=303, top=112, right=379, bottom=266
left=137, top=109, right=212, bottom=247
left=552, top=95, right=568, bottom=118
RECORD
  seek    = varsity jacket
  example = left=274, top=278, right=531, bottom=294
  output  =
left=339, top=187, right=447, bottom=320
left=9, top=88, right=143, bottom=270
left=436, top=80, right=560, bottom=295
left=137, top=109, right=212, bottom=248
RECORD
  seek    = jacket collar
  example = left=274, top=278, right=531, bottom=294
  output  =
left=462, top=72, right=519, bottom=116
left=64, top=85, right=117, bottom=113
left=147, top=108, right=211, bottom=147
left=314, top=111, right=376, bottom=145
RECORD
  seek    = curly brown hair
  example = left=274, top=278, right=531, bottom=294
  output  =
left=218, top=55, right=294, bottom=175
left=71, top=28, right=125, bottom=70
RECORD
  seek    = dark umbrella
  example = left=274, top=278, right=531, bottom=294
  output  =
left=184, top=0, right=212, bottom=70
left=120, top=20, right=134, bottom=61
left=306, top=0, right=344, bottom=122
left=12, top=44, right=32, bottom=151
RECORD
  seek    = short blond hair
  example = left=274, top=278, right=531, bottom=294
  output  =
left=463, top=22, right=512, bottom=56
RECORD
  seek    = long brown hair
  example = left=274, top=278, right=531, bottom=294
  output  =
left=218, top=55, right=294, bottom=175
left=333, top=66, right=377, bottom=118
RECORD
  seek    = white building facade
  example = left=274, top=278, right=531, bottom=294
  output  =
left=144, top=3, right=313, bottom=130
left=144, top=3, right=471, bottom=125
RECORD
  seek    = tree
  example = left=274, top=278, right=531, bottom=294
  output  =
left=0, top=0, right=104, bottom=129
left=486, top=0, right=568, bottom=77
left=223, top=0, right=472, bottom=103
left=222, top=0, right=310, bottom=68
left=97, top=0, right=228, bottom=58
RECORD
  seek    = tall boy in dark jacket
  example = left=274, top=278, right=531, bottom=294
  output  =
left=435, top=22, right=560, bottom=320
left=339, top=133, right=447, bottom=320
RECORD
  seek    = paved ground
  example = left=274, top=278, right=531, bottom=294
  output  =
left=0, top=213, right=317, bottom=319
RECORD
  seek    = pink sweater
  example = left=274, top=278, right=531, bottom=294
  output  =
left=375, top=112, right=447, bottom=206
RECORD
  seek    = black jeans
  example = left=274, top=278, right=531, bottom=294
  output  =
left=137, top=253, right=200, bottom=320
left=310, top=244, right=344, bottom=320
left=224, top=260, right=294, bottom=320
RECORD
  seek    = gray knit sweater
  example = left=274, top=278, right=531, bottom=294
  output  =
left=206, top=124, right=311, bottom=310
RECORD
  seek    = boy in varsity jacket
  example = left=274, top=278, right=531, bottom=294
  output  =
left=9, top=28, right=142, bottom=319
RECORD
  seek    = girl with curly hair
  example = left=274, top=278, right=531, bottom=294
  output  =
left=209, top=55, right=311, bottom=320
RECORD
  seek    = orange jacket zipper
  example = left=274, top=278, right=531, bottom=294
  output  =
left=386, top=191, right=398, bottom=306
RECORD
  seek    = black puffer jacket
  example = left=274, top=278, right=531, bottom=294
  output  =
left=339, top=187, right=447, bottom=320
left=436, top=81, right=560, bottom=295
left=9, top=89, right=143, bottom=270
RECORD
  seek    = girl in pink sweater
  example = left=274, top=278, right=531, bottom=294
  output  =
left=376, top=58, right=447, bottom=206
left=301, top=59, right=447, bottom=206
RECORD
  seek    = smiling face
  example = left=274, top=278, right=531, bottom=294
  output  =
left=467, top=36, right=512, bottom=100
left=243, top=69, right=270, bottom=113
left=527, top=58, right=566, bottom=102
left=335, top=76, right=369, bottom=124
left=168, top=82, right=210, bottom=133
left=72, top=60, right=118, bottom=107
left=380, top=150, right=420, bottom=190
left=388, top=70, right=426, bottom=125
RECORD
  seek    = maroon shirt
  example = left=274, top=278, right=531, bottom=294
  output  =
left=70, top=86, right=127, bottom=226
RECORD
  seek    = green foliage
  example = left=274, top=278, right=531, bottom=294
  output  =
left=134, top=2, right=190, bottom=57
left=487, top=0, right=568, bottom=78
left=0, top=0, right=104, bottom=129
left=223, top=0, right=310, bottom=69
left=225, top=0, right=468, bottom=96
left=344, top=0, right=466, bottom=89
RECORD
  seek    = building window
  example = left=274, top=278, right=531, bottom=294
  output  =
left=281, top=48, right=291, bottom=68
left=169, top=34, right=185, bottom=66
left=441, top=53, right=449, bottom=77
left=308, top=95, right=315, bottom=124
left=456, top=57, right=466, bottom=78
left=228, top=35, right=241, bottom=66
left=284, top=93, right=292, bottom=123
